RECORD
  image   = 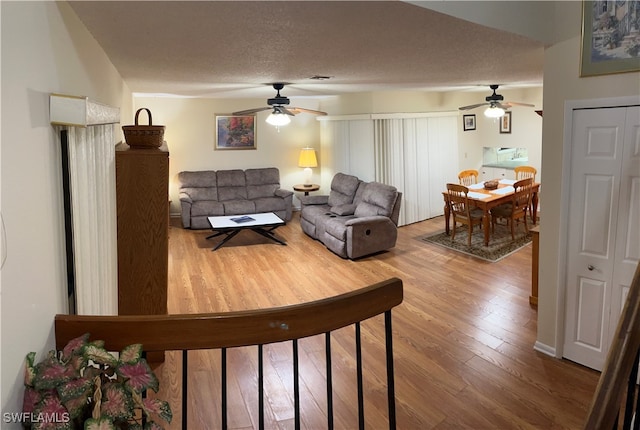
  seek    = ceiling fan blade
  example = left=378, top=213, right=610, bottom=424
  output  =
left=495, top=102, right=511, bottom=110
left=503, top=101, right=536, bottom=108
left=289, top=107, right=328, bottom=116
left=458, top=102, right=489, bottom=111
left=231, top=107, right=270, bottom=115
left=278, top=107, right=295, bottom=116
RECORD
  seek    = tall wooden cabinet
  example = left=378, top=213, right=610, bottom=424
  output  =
left=115, top=142, right=169, bottom=316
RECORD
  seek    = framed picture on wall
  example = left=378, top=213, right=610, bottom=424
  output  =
left=499, top=111, right=512, bottom=134
left=463, top=114, right=476, bottom=131
left=215, top=115, right=256, bottom=150
left=580, top=0, right=640, bottom=77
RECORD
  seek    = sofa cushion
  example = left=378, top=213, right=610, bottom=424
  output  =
left=246, top=168, right=280, bottom=199
left=331, top=204, right=356, bottom=216
left=328, top=173, right=360, bottom=207
left=179, top=170, right=217, bottom=187
left=181, top=187, right=218, bottom=201
left=254, top=196, right=286, bottom=213
left=354, top=182, right=398, bottom=218
left=223, top=200, right=255, bottom=215
left=192, top=200, right=225, bottom=217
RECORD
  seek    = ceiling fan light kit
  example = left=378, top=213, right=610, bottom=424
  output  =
left=232, top=83, right=327, bottom=130
left=459, top=84, right=534, bottom=120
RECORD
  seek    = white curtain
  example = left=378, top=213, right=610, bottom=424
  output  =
left=374, top=116, right=458, bottom=226
left=58, top=125, right=118, bottom=315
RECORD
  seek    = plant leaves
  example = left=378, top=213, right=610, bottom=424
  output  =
left=83, top=344, right=118, bottom=367
left=22, top=386, right=42, bottom=413
left=83, top=417, right=116, bottom=430
left=100, top=383, right=133, bottom=420
left=25, top=351, right=37, bottom=387
left=142, top=398, right=173, bottom=423
left=117, top=360, right=159, bottom=392
left=60, top=333, right=90, bottom=362
left=62, top=394, right=89, bottom=420
left=119, top=343, right=143, bottom=364
left=32, top=395, right=72, bottom=430
left=34, top=358, right=78, bottom=391
left=57, top=377, right=93, bottom=402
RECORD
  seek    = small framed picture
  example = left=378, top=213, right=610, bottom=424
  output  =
left=215, top=115, right=256, bottom=150
left=463, top=114, right=476, bottom=131
left=499, top=111, right=512, bottom=134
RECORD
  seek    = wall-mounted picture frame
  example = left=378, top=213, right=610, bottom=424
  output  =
left=580, top=0, right=640, bottom=77
left=215, top=115, right=256, bottom=150
left=463, top=114, right=476, bottom=131
left=499, top=111, right=512, bottom=134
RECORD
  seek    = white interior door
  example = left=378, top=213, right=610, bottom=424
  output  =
left=563, top=106, right=640, bottom=371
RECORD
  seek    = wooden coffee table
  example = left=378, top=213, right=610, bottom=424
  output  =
left=206, top=212, right=286, bottom=251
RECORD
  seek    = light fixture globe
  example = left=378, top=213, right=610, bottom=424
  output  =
left=265, top=110, right=291, bottom=126
left=484, top=105, right=505, bottom=118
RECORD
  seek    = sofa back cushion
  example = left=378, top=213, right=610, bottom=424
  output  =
left=354, top=182, right=398, bottom=218
left=179, top=171, right=218, bottom=200
left=217, top=169, right=248, bottom=201
left=328, top=173, right=361, bottom=207
left=246, top=168, right=280, bottom=199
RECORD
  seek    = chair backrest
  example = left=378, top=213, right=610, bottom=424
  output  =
left=55, top=278, right=404, bottom=430
left=446, top=183, right=472, bottom=217
left=458, top=169, right=479, bottom=186
left=513, top=177, right=534, bottom=213
left=514, top=166, right=537, bottom=182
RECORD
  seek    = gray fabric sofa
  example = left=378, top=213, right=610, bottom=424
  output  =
left=178, top=167, right=293, bottom=229
left=300, top=172, right=402, bottom=259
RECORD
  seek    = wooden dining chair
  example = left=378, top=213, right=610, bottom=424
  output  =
left=514, top=165, right=537, bottom=181
left=446, top=183, right=484, bottom=246
left=490, top=178, right=534, bottom=240
left=514, top=166, right=537, bottom=221
left=458, top=169, right=479, bottom=186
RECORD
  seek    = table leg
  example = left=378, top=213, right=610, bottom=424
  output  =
left=444, top=201, right=451, bottom=234
left=253, top=227, right=287, bottom=246
left=532, top=191, right=539, bottom=225
left=210, top=229, right=241, bottom=251
left=483, top=211, right=491, bottom=246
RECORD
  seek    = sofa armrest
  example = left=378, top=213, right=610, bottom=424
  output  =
left=179, top=191, right=193, bottom=203
left=275, top=188, right=294, bottom=199
left=344, top=216, right=398, bottom=259
left=300, top=195, right=329, bottom=207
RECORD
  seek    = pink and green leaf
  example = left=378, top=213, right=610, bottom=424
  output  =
left=119, top=343, right=143, bottom=364
left=83, top=345, right=117, bottom=367
left=22, top=386, right=42, bottom=413
left=118, top=360, right=158, bottom=392
left=25, top=351, right=37, bottom=387
left=60, top=333, right=90, bottom=362
left=32, top=395, right=72, bottom=430
left=83, top=417, right=116, bottom=430
left=57, top=377, right=93, bottom=402
left=100, top=383, right=133, bottom=420
left=142, top=398, right=172, bottom=423
left=62, top=394, right=89, bottom=419
left=34, top=360, right=78, bottom=390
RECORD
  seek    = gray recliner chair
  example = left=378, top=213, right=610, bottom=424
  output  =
left=300, top=173, right=402, bottom=259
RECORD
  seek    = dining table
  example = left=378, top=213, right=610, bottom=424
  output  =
left=442, top=179, right=540, bottom=246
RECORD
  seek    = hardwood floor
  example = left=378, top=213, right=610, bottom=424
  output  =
left=156, top=212, right=599, bottom=429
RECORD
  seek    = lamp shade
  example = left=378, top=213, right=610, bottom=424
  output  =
left=484, top=105, right=505, bottom=118
left=265, top=111, right=291, bottom=126
left=298, top=148, right=318, bottom=168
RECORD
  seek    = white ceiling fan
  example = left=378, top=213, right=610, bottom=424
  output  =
left=233, top=83, right=327, bottom=127
left=459, top=84, right=534, bottom=118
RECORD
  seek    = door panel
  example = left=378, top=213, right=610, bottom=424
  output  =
left=564, top=107, right=626, bottom=371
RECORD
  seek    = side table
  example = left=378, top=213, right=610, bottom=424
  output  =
left=293, top=184, right=320, bottom=196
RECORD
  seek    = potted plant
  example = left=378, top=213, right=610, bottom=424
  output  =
left=22, top=333, right=172, bottom=429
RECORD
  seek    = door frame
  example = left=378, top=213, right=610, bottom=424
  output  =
left=556, top=95, right=640, bottom=358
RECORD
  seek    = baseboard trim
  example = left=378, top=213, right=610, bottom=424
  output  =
left=533, top=341, right=556, bottom=357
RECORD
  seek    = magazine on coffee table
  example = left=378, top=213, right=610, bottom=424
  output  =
left=230, top=215, right=255, bottom=224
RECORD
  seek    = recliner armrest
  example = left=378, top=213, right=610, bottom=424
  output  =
left=275, top=188, right=294, bottom=198
left=300, top=195, right=329, bottom=206
left=179, top=192, right=193, bottom=203
left=345, top=215, right=394, bottom=227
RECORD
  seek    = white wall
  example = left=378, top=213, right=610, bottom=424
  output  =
left=132, top=97, right=323, bottom=213
left=0, top=2, right=130, bottom=423
left=537, top=1, right=640, bottom=353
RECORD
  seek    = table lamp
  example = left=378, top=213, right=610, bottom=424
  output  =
left=298, top=148, right=318, bottom=186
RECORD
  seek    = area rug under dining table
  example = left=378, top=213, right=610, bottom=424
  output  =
left=417, top=226, right=532, bottom=262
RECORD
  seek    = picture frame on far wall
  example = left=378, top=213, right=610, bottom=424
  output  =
left=580, top=0, right=640, bottom=77
left=215, top=115, right=256, bottom=150
left=499, top=111, right=512, bottom=134
left=463, top=114, right=476, bottom=131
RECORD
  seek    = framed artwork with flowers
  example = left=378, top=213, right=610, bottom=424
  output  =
left=215, top=115, right=256, bottom=150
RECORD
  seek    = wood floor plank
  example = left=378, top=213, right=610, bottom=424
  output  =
left=158, top=213, right=600, bottom=429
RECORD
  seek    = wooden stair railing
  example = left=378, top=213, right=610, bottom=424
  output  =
left=584, top=263, right=640, bottom=430
left=55, top=277, right=404, bottom=430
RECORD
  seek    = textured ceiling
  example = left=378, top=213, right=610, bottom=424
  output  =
left=69, top=1, right=544, bottom=98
